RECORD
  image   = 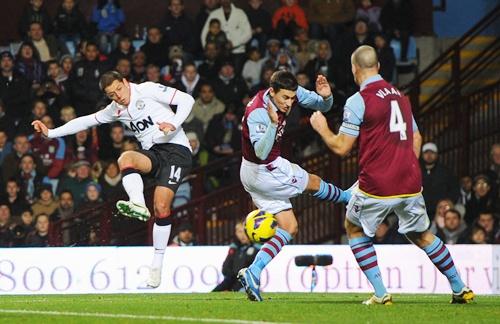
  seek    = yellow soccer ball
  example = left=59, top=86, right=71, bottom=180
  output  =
left=244, top=209, right=277, bottom=243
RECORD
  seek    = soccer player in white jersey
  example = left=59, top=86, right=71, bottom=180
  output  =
left=32, top=71, right=194, bottom=288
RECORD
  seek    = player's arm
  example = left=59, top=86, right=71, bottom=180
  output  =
left=412, top=115, right=422, bottom=159
left=146, top=83, right=195, bottom=134
left=32, top=110, right=111, bottom=138
left=296, top=75, right=333, bottom=112
left=248, top=104, right=278, bottom=161
left=310, top=93, right=364, bottom=157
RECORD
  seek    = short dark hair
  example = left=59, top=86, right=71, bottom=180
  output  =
left=270, top=71, right=298, bottom=93
left=444, top=209, right=461, bottom=219
left=59, top=190, right=74, bottom=199
left=99, top=71, right=124, bottom=90
left=209, top=18, right=221, bottom=26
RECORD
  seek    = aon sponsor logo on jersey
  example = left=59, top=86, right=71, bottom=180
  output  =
left=130, top=116, right=154, bottom=133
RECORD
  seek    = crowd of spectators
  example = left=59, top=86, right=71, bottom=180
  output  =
left=0, top=0, right=496, bottom=248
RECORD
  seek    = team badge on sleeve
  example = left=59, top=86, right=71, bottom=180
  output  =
left=256, top=124, right=266, bottom=133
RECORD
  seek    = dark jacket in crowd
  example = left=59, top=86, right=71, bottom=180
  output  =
left=212, top=241, right=259, bottom=291
left=212, top=75, right=249, bottom=107
left=245, top=5, right=272, bottom=35
left=53, top=4, right=88, bottom=37
left=140, top=41, right=170, bottom=69
left=421, top=162, right=460, bottom=218
left=0, top=72, right=32, bottom=121
left=67, top=59, right=108, bottom=115
left=161, top=13, right=196, bottom=54
left=380, top=0, right=413, bottom=34
left=0, top=223, right=13, bottom=247
left=25, top=231, right=49, bottom=247
left=377, top=45, right=396, bottom=82
left=19, top=6, right=52, bottom=37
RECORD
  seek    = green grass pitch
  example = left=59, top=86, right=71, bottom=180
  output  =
left=0, top=293, right=499, bottom=323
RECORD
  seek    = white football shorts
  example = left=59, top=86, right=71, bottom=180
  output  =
left=346, top=189, right=430, bottom=237
left=240, top=157, right=309, bottom=214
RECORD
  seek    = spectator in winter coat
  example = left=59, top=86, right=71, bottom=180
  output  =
left=91, top=0, right=125, bottom=53
left=53, top=0, right=88, bottom=52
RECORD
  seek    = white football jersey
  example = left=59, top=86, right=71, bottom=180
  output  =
left=95, top=82, right=192, bottom=150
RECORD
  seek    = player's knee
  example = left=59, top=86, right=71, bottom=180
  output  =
left=117, top=151, right=135, bottom=169
left=344, top=219, right=361, bottom=236
left=281, top=221, right=298, bottom=236
left=154, top=201, right=171, bottom=217
left=307, top=174, right=322, bottom=191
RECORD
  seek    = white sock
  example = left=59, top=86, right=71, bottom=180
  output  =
left=122, top=172, right=145, bottom=206
left=152, top=223, right=171, bottom=270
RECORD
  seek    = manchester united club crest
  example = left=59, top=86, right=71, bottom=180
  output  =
left=136, top=100, right=145, bottom=110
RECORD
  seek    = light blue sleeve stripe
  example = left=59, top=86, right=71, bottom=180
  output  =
left=339, top=92, right=365, bottom=137
left=412, top=115, right=419, bottom=132
left=55, top=138, right=66, bottom=160
left=296, top=86, right=333, bottom=112
left=248, top=108, right=277, bottom=160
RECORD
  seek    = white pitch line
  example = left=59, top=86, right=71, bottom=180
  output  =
left=0, top=309, right=291, bottom=324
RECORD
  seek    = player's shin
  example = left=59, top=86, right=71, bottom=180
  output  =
left=122, top=168, right=146, bottom=206
left=152, top=217, right=172, bottom=272
left=249, top=228, right=292, bottom=279
left=349, top=236, right=387, bottom=298
left=313, top=179, right=351, bottom=204
left=422, top=236, right=465, bottom=293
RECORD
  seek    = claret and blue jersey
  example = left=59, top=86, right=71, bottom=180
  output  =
left=241, top=86, right=333, bottom=164
left=339, top=74, right=422, bottom=197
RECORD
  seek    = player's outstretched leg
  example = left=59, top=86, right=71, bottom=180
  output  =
left=349, top=235, right=392, bottom=305
left=408, top=231, right=474, bottom=304
left=116, top=152, right=151, bottom=221
left=239, top=228, right=292, bottom=302
left=308, top=174, right=351, bottom=204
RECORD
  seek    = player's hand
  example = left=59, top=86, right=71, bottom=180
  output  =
left=310, top=111, right=329, bottom=135
left=157, top=122, right=176, bottom=135
left=31, top=120, right=49, bottom=137
left=267, top=102, right=279, bottom=125
left=315, top=75, right=332, bottom=99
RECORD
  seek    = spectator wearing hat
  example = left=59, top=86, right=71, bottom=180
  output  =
left=31, top=183, right=58, bottom=217
left=0, top=51, right=31, bottom=124
left=25, top=213, right=50, bottom=247
left=465, top=175, right=498, bottom=225
left=57, top=160, right=92, bottom=207
left=0, top=203, right=13, bottom=247
left=201, top=0, right=252, bottom=73
left=420, top=142, right=460, bottom=219
left=212, top=60, right=249, bottom=108
left=262, top=38, right=281, bottom=71
left=169, top=222, right=197, bottom=246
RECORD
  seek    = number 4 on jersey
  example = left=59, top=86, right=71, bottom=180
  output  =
left=389, top=100, right=407, bottom=141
